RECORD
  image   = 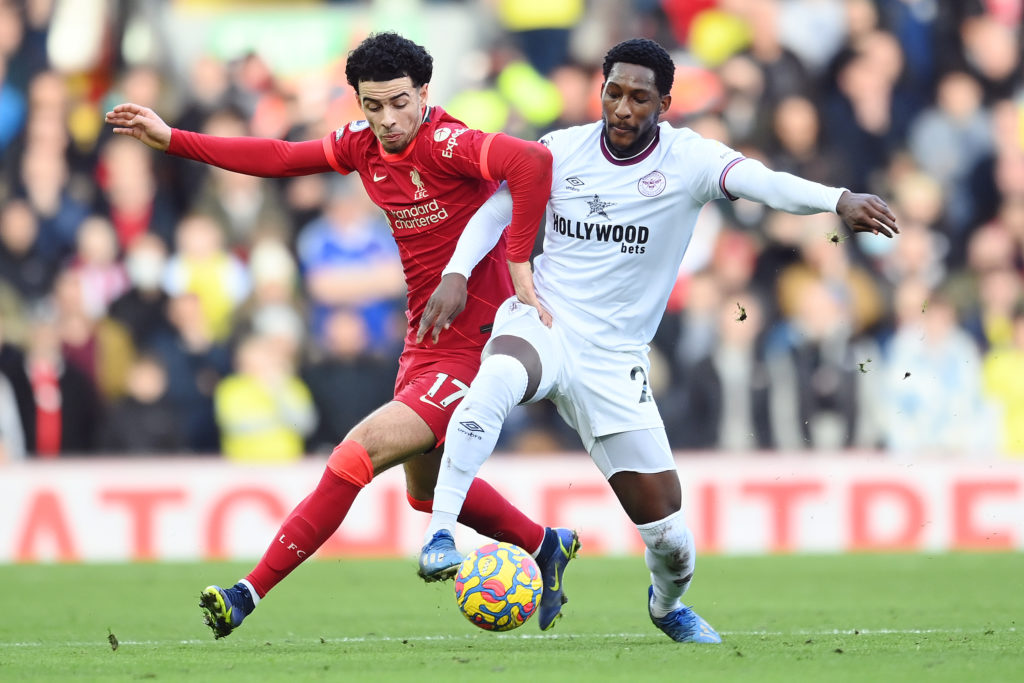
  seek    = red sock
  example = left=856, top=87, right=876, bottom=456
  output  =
left=460, top=479, right=545, bottom=553
left=246, top=441, right=373, bottom=597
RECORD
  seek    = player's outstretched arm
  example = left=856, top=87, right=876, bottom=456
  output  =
left=104, top=103, right=172, bottom=151
left=724, top=158, right=898, bottom=238
left=835, top=191, right=899, bottom=238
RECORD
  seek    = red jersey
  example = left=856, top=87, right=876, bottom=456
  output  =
left=167, top=106, right=551, bottom=353
left=323, top=107, right=509, bottom=350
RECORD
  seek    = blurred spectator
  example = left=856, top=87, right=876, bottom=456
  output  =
left=149, top=293, right=231, bottom=453
left=768, top=94, right=841, bottom=186
left=671, top=270, right=723, bottom=378
left=24, top=310, right=100, bottom=456
left=982, top=304, right=1024, bottom=456
left=822, top=31, right=915, bottom=191
left=0, top=198, right=61, bottom=307
left=68, top=215, right=130, bottom=319
left=18, top=139, right=90, bottom=255
left=94, top=134, right=177, bottom=247
left=301, top=309, right=397, bottom=453
left=214, top=333, right=316, bottom=462
left=673, top=292, right=774, bottom=451
left=767, top=276, right=882, bottom=450
left=163, top=213, right=250, bottom=344
left=494, top=0, right=584, bottom=77
left=232, top=237, right=306, bottom=356
left=107, top=232, right=173, bottom=350
left=963, top=268, right=1023, bottom=352
left=776, top=216, right=887, bottom=338
left=52, top=269, right=134, bottom=401
left=737, top=0, right=811, bottom=120
left=907, top=71, right=993, bottom=235
left=98, top=354, right=184, bottom=454
left=296, top=179, right=404, bottom=355
left=883, top=282, right=997, bottom=456
left=958, top=11, right=1022, bottom=103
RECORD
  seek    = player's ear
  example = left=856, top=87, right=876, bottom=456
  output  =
left=419, top=83, right=429, bottom=106
left=659, top=93, right=671, bottom=116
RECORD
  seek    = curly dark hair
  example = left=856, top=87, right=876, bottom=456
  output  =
left=345, top=32, right=433, bottom=90
left=602, top=39, right=675, bottom=96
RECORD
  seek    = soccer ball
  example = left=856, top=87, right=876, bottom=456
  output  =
left=454, top=541, right=543, bottom=631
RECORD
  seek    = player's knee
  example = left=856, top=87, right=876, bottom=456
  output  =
left=482, top=336, right=541, bottom=400
left=475, top=349, right=533, bottom=404
left=326, top=440, right=374, bottom=487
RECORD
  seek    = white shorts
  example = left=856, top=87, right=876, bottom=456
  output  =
left=485, top=296, right=666, bottom=456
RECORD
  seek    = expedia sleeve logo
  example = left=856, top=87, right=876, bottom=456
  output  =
left=439, top=127, right=469, bottom=158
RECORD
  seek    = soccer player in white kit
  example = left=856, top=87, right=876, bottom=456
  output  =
left=416, top=39, right=899, bottom=642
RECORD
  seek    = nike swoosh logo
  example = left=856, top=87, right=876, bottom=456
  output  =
left=419, top=395, right=445, bottom=410
left=548, top=537, right=571, bottom=591
left=373, top=173, right=387, bottom=182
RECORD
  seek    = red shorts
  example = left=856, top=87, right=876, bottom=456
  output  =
left=393, top=346, right=483, bottom=446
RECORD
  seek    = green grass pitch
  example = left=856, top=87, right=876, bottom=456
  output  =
left=1, top=553, right=1021, bottom=682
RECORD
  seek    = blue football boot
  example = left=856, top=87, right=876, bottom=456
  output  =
left=199, top=584, right=252, bottom=639
left=417, top=529, right=464, bottom=582
left=647, top=586, right=722, bottom=643
left=536, top=528, right=580, bottom=630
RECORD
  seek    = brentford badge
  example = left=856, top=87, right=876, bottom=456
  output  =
left=433, top=128, right=451, bottom=142
left=638, top=170, right=666, bottom=197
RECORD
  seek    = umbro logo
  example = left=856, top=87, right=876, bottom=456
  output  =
left=566, top=176, right=584, bottom=186
left=460, top=421, right=484, bottom=432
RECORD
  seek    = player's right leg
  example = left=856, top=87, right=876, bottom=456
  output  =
left=200, top=401, right=435, bottom=638
left=599, top=431, right=721, bottom=644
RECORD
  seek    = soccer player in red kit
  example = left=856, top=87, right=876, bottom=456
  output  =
left=106, top=32, right=579, bottom=638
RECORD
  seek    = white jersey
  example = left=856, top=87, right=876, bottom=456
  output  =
left=533, top=121, right=744, bottom=352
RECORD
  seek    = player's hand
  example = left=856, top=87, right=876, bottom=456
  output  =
left=836, top=191, right=899, bottom=238
left=417, top=273, right=468, bottom=344
left=104, top=103, right=172, bottom=151
left=508, top=260, right=552, bottom=327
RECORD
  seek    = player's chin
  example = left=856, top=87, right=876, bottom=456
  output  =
left=606, top=127, right=636, bottom=149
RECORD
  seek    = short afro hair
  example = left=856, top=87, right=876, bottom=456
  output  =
left=602, top=39, right=675, bottom=96
left=345, top=32, right=433, bottom=90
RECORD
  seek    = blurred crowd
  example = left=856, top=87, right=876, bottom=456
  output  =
left=0, top=0, right=1022, bottom=461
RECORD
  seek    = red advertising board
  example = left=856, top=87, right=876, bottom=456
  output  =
left=1, top=455, right=1021, bottom=562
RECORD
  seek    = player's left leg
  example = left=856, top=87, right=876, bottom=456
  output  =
left=596, top=430, right=722, bottom=643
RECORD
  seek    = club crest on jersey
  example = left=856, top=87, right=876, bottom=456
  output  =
left=410, top=167, right=429, bottom=200
left=433, top=127, right=451, bottom=142
left=585, top=194, right=615, bottom=220
left=638, top=170, right=666, bottom=197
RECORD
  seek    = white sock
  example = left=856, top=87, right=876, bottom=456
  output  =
left=238, top=578, right=261, bottom=607
left=637, top=509, right=695, bottom=618
left=423, top=354, right=529, bottom=545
